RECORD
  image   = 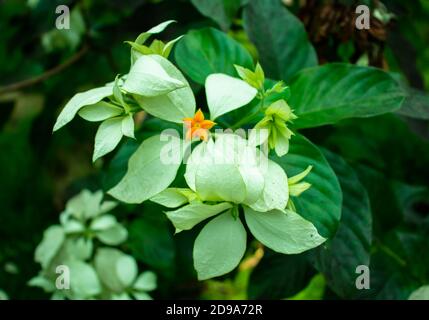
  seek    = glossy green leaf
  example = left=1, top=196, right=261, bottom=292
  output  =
left=193, top=211, right=247, bottom=280
left=108, top=134, right=184, bottom=204
left=134, top=54, right=195, bottom=123
left=396, top=87, right=429, bottom=120
left=53, top=86, right=113, bottom=131
left=311, top=150, right=372, bottom=298
left=272, top=134, right=342, bottom=238
left=191, top=0, right=243, bottom=30
left=289, top=64, right=406, bottom=129
left=243, top=0, right=317, bottom=81
left=206, top=73, right=257, bottom=120
left=248, top=250, right=314, bottom=299
left=244, top=207, right=325, bottom=254
left=128, top=210, right=175, bottom=273
left=175, top=27, right=253, bottom=84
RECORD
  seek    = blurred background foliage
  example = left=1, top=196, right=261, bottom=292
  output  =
left=0, top=0, right=428, bottom=300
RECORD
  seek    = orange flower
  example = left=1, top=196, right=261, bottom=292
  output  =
left=183, top=109, right=216, bottom=141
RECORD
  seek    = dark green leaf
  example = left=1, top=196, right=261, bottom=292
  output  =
left=191, top=0, right=244, bottom=31
left=289, top=64, right=406, bottom=129
left=396, top=87, right=429, bottom=120
left=127, top=204, right=175, bottom=276
left=311, top=150, right=372, bottom=298
left=243, top=0, right=317, bottom=81
left=248, top=250, right=314, bottom=299
left=272, top=134, right=342, bottom=238
left=175, top=27, right=253, bottom=85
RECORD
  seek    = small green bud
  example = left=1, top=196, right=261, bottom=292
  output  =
left=234, top=63, right=265, bottom=90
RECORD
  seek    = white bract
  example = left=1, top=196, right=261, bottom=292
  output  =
left=29, top=189, right=157, bottom=300
left=184, top=133, right=265, bottom=205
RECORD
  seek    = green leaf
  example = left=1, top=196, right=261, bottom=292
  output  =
left=53, top=86, right=113, bottom=131
left=289, top=64, right=406, bottom=129
left=311, top=150, right=372, bottom=298
left=206, top=74, right=257, bottom=120
left=409, top=286, right=429, bottom=300
left=78, top=101, right=123, bottom=122
left=108, top=134, right=185, bottom=204
left=248, top=250, right=314, bottom=299
left=243, top=0, right=317, bottom=81
left=244, top=207, right=326, bottom=254
left=134, top=271, right=157, bottom=292
left=93, top=117, right=124, bottom=162
left=123, top=55, right=185, bottom=96
left=396, top=87, right=429, bottom=120
left=193, top=211, right=247, bottom=280
left=272, top=134, right=342, bottom=238
left=68, top=260, right=101, bottom=299
left=175, top=27, right=254, bottom=85
left=128, top=209, right=175, bottom=273
left=35, top=225, right=65, bottom=269
left=134, top=54, right=195, bottom=123
left=191, top=0, right=243, bottom=31
left=165, top=202, right=232, bottom=232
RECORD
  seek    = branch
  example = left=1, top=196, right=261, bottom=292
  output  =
left=0, top=45, right=89, bottom=95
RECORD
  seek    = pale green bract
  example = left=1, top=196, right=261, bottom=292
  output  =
left=123, top=55, right=185, bottom=97
left=408, top=285, right=429, bottom=300
left=184, top=133, right=265, bottom=205
left=94, top=248, right=157, bottom=300
left=206, top=73, right=257, bottom=120
left=150, top=188, right=198, bottom=208
left=78, top=101, right=124, bottom=122
left=244, top=207, right=326, bottom=254
left=193, top=211, right=247, bottom=280
left=249, top=158, right=289, bottom=212
left=165, top=202, right=233, bottom=232
left=135, top=20, right=177, bottom=45
left=30, top=190, right=157, bottom=300
left=133, top=55, right=196, bottom=123
left=109, top=134, right=188, bottom=204
left=53, top=86, right=113, bottom=131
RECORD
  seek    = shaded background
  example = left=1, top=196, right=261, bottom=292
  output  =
left=0, top=0, right=428, bottom=299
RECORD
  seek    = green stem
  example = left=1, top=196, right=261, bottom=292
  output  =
left=231, top=91, right=266, bottom=130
